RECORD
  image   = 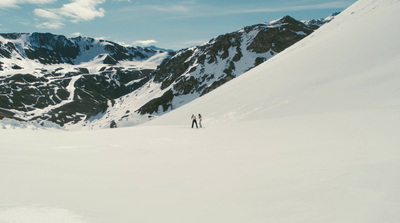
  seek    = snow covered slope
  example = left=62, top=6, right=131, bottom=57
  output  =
left=79, top=15, right=335, bottom=129
left=1, top=0, right=400, bottom=222
left=147, top=0, right=400, bottom=126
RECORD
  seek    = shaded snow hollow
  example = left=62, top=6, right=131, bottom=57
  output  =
left=1, top=0, right=400, bottom=222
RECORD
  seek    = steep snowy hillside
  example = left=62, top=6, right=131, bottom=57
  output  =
left=1, top=0, right=400, bottom=222
left=80, top=15, right=335, bottom=129
left=0, top=33, right=173, bottom=125
left=148, top=0, right=400, bottom=126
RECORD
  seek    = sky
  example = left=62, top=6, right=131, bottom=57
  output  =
left=0, top=0, right=357, bottom=50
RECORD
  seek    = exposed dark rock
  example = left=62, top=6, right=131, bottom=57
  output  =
left=103, top=55, right=118, bottom=65
left=137, top=89, right=174, bottom=115
left=0, top=110, right=25, bottom=121
left=201, top=75, right=234, bottom=96
left=12, top=64, right=23, bottom=70
left=255, top=57, right=267, bottom=66
left=110, top=120, right=118, bottom=128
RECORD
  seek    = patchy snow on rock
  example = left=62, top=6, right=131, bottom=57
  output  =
left=0, top=118, right=63, bottom=130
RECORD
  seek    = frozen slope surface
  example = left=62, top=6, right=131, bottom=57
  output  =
left=1, top=0, right=400, bottom=222
left=147, top=0, right=400, bottom=126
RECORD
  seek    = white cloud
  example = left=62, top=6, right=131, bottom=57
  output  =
left=71, top=32, right=82, bottom=37
left=26, top=0, right=55, bottom=3
left=35, top=21, right=64, bottom=29
left=34, top=8, right=63, bottom=20
left=33, top=0, right=106, bottom=30
left=57, top=0, right=106, bottom=23
left=0, top=0, right=17, bottom=8
left=149, top=5, right=191, bottom=13
left=120, top=0, right=198, bottom=14
left=132, top=40, right=158, bottom=46
left=0, top=0, right=55, bottom=8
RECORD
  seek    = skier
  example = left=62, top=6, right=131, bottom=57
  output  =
left=198, top=114, right=202, bottom=128
left=191, top=114, right=198, bottom=128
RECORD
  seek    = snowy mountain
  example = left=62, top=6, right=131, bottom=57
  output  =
left=147, top=0, right=400, bottom=127
left=0, top=33, right=169, bottom=69
left=80, top=15, right=336, bottom=129
left=1, top=0, right=400, bottom=222
left=301, top=12, right=340, bottom=29
left=0, top=33, right=173, bottom=125
left=0, top=15, right=335, bottom=128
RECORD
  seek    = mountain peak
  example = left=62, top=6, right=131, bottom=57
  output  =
left=266, top=15, right=298, bottom=25
left=279, top=15, right=297, bottom=23
left=301, top=12, right=340, bottom=28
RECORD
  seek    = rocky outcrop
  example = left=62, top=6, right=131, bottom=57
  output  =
left=137, top=15, right=333, bottom=115
left=0, top=33, right=173, bottom=126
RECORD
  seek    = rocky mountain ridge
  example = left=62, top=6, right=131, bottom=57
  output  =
left=81, top=14, right=337, bottom=129
left=0, top=33, right=166, bottom=66
left=0, top=14, right=337, bottom=128
left=0, top=33, right=173, bottom=125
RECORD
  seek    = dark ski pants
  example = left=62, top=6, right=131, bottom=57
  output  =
left=192, top=120, right=198, bottom=128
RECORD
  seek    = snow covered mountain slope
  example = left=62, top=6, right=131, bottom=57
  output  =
left=0, top=33, right=167, bottom=70
left=0, top=33, right=173, bottom=126
left=1, top=0, right=400, bottom=222
left=147, top=0, right=400, bottom=127
left=79, top=15, right=335, bottom=129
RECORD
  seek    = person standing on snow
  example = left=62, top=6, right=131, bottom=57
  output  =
left=198, top=114, right=202, bottom=128
left=191, top=114, right=198, bottom=128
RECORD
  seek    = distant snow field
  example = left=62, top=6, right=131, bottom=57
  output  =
left=1, top=0, right=400, bottom=222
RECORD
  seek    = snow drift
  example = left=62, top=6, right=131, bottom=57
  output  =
left=1, top=0, right=400, bottom=222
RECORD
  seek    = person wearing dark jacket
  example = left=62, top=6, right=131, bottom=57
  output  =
left=191, top=114, right=198, bottom=128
